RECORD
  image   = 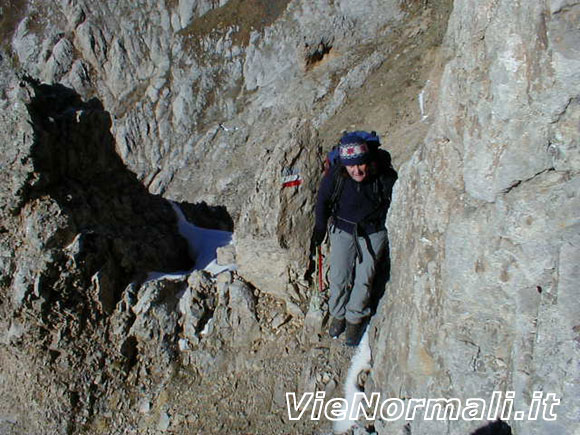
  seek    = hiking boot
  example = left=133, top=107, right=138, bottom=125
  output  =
left=329, top=317, right=346, bottom=339
left=345, top=321, right=365, bottom=347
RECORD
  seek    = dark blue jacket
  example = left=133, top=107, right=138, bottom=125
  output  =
left=315, top=166, right=391, bottom=236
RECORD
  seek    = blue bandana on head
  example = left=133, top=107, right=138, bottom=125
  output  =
left=339, top=135, right=369, bottom=166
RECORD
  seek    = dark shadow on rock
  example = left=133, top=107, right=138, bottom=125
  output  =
left=369, top=237, right=391, bottom=316
left=22, top=78, right=232, bottom=315
left=369, top=148, right=397, bottom=317
left=178, top=200, right=234, bottom=231
left=470, top=419, right=512, bottom=435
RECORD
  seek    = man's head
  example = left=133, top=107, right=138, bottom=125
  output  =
left=339, top=134, right=370, bottom=182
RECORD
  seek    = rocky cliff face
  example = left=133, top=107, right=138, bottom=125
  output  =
left=369, top=1, right=580, bottom=434
left=1, top=0, right=578, bottom=433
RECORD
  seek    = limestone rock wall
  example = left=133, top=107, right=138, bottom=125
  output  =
left=0, top=77, right=191, bottom=432
left=0, top=78, right=278, bottom=433
left=2, top=1, right=423, bottom=431
left=369, top=1, right=580, bottom=434
left=1, top=0, right=579, bottom=433
left=5, top=0, right=413, bottom=303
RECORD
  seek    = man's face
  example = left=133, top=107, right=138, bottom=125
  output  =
left=345, top=164, right=368, bottom=182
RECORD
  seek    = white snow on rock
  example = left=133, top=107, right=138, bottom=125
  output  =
left=146, top=202, right=236, bottom=281
left=333, top=330, right=372, bottom=434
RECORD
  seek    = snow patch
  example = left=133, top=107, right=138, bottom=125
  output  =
left=333, top=330, right=372, bottom=433
left=418, top=80, right=431, bottom=121
left=145, top=202, right=236, bottom=282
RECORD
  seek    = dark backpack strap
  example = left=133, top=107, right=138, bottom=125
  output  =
left=329, top=169, right=345, bottom=218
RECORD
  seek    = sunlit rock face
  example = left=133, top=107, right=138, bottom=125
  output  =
left=368, top=1, right=580, bottom=434
left=1, top=0, right=579, bottom=433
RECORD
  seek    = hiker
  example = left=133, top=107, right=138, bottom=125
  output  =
left=313, top=132, right=396, bottom=346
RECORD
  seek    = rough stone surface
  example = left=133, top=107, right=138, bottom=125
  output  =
left=0, top=0, right=578, bottom=433
left=368, top=1, right=580, bottom=434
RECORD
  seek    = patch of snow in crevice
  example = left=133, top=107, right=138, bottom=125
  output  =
left=144, top=270, right=192, bottom=282
left=145, top=202, right=236, bottom=282
left=418, top=80, right=431, bottom=121
left=333, top=330, right=372, bottom=434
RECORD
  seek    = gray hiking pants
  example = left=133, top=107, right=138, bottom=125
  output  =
left=328, top=226, right=388, bottom=324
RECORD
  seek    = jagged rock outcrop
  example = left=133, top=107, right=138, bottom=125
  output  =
left=0, top=78, right=192, bottom=432
left=1, top=0, right=578, bottom=433
left=4, top=0, right=440, bottom=305
left=0, top=77, right=288, bottom=433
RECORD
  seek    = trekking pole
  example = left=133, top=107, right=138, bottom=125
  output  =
left=317, top=246, right=324, bottom=292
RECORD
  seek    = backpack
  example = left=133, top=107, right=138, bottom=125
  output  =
left=325, top=131, right=397, bottom=224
